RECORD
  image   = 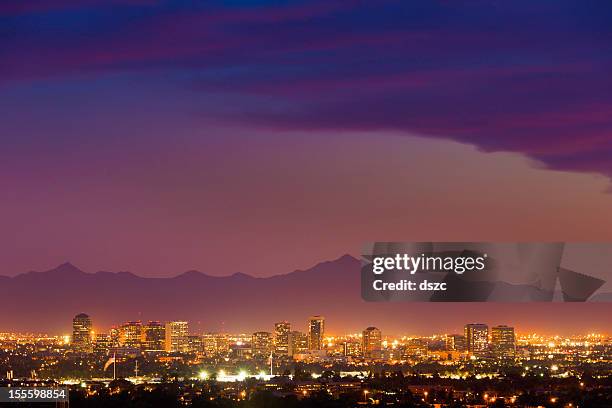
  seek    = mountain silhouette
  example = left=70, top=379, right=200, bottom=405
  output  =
left=1, top=255, right=610, bottom=335
left=0, top=255, right=367, bottom=334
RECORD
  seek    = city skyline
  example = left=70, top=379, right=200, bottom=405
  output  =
left=1, top=312, right=605, bottom=340
left=6, top=312, right=603, bottom=360
left=2, top=312, right=609, bottom=407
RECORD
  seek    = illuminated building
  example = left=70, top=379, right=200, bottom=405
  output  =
left=274, top=321, right=291, bottom=355
left=120, top=321, right=143, bottom=348
left=165, top=321, right=189, bottom=353
left=446, top=334, right=466, bottom=352
left=251, top=331, right=272, bottom=356
left=109, top=326, right=120, bottom=347
left=72, top=313, right=93, bottom=352
left=93, top=333, right=111, bottom=353
left=143, top=321, right=166, bottom=351
left=343, top=340, right=362, bottom=357
left=288, top=331, right=308, bottom=356
left=203, top=333, right=218, bottom=356
left=308, top=316, right=325, bottom=350
left=187, top=334, right=203, bottom=353
left=381, top=347, right=403, bottom=361
left=403, top=338, right=428, bottom=357
left=362, top=327, right=382, bottom=359
left=203, top=333, right=230, bottom=356
left=231, top=342, right=252, bottom=358
left=491, top=325, right=516, bottom=357
left=465, top=323, right=489, bottom=355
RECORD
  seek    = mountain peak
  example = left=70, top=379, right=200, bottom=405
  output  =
left=336, top=254, right=359, bottom=263
left=230, top=272, right=253, bottom=279
left=309, top=253, right=359, bottom=270
left=175, top=270, right=207, bottom=279
left=47, top=262, right=84, bottom=275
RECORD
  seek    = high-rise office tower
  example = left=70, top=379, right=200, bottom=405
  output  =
left=143, top=321, right=166, bottom=351
left=288, top=331, right=309, bottom=356
left=308, top=316, right=325, bottom=350
left=165, top=321, right=189, bottom=353
left=465, top=323, right=489, bottom=355
left=274, top=321, right=291, bottom=356
left=362, top=327, right=382, bottom=359
left=72, top=313, right=93, bottom=352
left=491, top=325, right=516, bottom=357
left=274, top=322, right=291, bottom=356
left=445, top=334, right=467, bottom=352
left=120, top=321, right=143, bottom=349
left=251, top=331, right=272, bottom=356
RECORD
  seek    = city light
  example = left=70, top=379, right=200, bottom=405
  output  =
left=0, top=314, right=609, bottom=406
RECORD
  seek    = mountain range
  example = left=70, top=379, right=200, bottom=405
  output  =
left=1, top=255, right=610, bottom=335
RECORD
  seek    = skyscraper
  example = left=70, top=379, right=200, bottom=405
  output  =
left=251, top=331, right=272, bottom=356
left=143, top=321, right=166, bottom=351
left=288, top=331, right=308, bottom=356
left=165, top=321, right=189, bottom=353
left=491, top=325, right=516, bottom=357
left=446, top=334, right=467, bottom=352
left=109, top=326, right=120, bottom=347
left=362, top=327, right=382, bottom=359
left=465, top=323, right=489, bottom=355
left=274, top=321, right=291, bottom=356
left=72, top=313, right=93, bottom=352
left=120, top=321, right=143, bottom=349
left=308, top=316, right=325, bottom=351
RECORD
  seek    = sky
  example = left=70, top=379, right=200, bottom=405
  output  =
left=1, top=0, right=612, bottom=280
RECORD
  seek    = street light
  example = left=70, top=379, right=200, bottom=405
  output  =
left=363, top=390, right=369, bottom=403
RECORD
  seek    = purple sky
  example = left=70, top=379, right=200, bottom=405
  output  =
left=2, top=0, right=612, bottom=279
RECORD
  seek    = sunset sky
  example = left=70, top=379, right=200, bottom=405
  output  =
left=2, top=0, right=612, bottom=279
